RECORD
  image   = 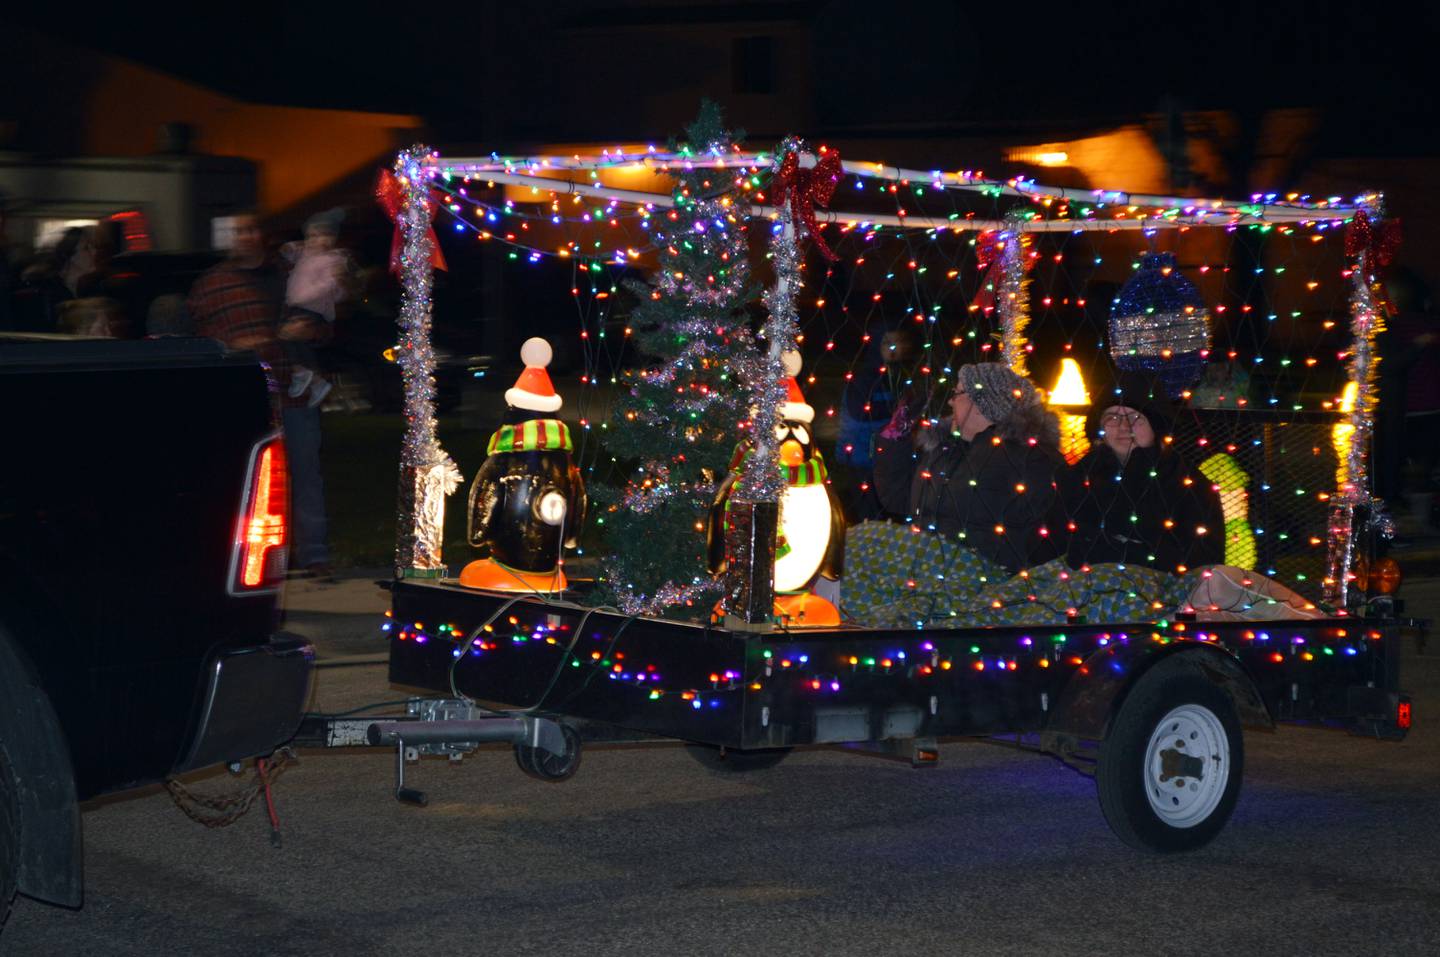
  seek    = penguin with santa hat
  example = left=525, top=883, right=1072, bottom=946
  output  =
left=460, top=337, right=586, bottom=592
left=707, top=351, right=846, bottom=626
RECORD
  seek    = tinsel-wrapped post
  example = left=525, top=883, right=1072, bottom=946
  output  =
left=997, top=215, right=1031, bottom=377
left=721, top=143, right=816, bottom=622
left=390, top=146, right=462, bottom=578
left=1323, top=204, right=1390, bottom=606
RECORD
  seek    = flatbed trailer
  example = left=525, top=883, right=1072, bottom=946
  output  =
left=368, top=579, right=1416, bottom=853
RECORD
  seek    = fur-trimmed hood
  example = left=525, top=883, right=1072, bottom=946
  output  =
left=917, top=407, right=1061, bottom=452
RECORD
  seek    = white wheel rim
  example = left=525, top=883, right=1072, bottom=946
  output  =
left=1142, top=704, right=1230, bottom=829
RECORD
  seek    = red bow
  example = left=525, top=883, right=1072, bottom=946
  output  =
left=376, top=169, right=447, bottom=276
left=971, top=230, right=1036, bottom=314
left=770, top=148, right=843, bottom=261
left=1345, top=210, right=1401, bottom=276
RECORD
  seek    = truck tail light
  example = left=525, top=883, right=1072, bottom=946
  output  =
left=230, top=433, right=288, bottom=594
left=1397, top=696, right=1413, bottom=731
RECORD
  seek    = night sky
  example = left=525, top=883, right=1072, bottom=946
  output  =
left=8, top=1, right=1438, bottom=151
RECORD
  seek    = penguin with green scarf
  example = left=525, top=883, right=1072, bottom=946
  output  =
left=708, top=352, right=846, bottom=625
left=461, top=338, right=586, bottom=592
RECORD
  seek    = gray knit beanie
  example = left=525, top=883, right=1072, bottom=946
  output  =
left=955, top=362, right=1041, bottom=425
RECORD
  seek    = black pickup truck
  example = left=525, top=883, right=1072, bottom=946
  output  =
left=0, top=335, right=313, bottom=928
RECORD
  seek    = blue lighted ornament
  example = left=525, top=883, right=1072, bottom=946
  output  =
left=1109, top=252, right=1211, bottom=398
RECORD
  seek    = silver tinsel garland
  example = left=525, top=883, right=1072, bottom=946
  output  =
left=996, top=211, right=1030, bottom=377
left=739, top=186, right=802, bottom=505
left=393, top=145, right=462, bottom=575
left=1324, top=224, right=1387, bottom=608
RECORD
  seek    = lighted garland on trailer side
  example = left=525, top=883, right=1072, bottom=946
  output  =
left=384, top=610, right=1382, bottom=711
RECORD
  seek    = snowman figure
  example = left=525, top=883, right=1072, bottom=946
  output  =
left=707, top=351, right=845, bottom=626
left=460, top=338, right=586, bottom=593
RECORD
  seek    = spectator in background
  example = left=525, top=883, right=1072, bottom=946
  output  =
left=188, top=211, right=333, bottom=579
left=834, top=323, right=921, bottom=519
left=13, top=226, right=100, bottom=331
left=144, top=294, right=192, bottom=337
left=1189, top=359, right=1252, bottom=409
left=56, top=297, right=122, bottom=337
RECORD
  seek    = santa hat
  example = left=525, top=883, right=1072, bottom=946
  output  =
left=505, top=338, right=563, bottom=413
left=779, top=351, right=814, bottom=424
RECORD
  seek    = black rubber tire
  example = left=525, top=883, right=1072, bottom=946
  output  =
left=1, top=743, right=18, bottom=932
left=1096, top=670, right=1244, bottom=853
left=514, top=723, right=582, bottom=782
left=684, top=744, right=792, bottom=773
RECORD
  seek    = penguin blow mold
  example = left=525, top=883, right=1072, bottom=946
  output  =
left=707, top=351, right=846, bottom=626
left=460, top=338, right=587, bottom=592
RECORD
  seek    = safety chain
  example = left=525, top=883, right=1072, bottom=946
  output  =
left=164, top=749, right=295, bottom=829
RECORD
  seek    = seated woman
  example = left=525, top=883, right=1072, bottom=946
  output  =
left=1056, top=375, right=1224, bottom=574
left=842, top=362, right=1062, bottom=628
left=952, top=373, right=1320, bottom=624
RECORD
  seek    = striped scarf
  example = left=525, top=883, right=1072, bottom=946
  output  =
left=723, top=447, right=829, bottom=563
left=728, top=446, right=828, bottom=487
left=487, top=419, right=573, bottom=454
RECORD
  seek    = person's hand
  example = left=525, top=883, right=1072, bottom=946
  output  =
left=879, top=392, right=925, bottom=440
left=279, top=314, right=327, bottom=342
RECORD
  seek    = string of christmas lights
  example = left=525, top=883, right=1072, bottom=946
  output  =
left=384, top=606, right=1383, bottom=712
left=396, top=131, right=1390, bottom=615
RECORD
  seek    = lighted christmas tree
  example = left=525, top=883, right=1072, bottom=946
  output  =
left=592, top=102, right=766, bottom=616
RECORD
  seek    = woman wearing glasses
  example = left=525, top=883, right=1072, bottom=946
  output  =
left=1053, top=375, right=1225, bottom=574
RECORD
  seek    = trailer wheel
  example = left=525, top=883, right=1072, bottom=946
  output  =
left=1096, top=671, right=1243, bottom=853
left=1, top=744, right=18, bottom=930
left=514, top=723, right=582, bottom=782
left=684, top=744, right=792, bottom=772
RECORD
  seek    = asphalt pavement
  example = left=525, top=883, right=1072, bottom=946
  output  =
left=4, top=567, right=1439, bottom=956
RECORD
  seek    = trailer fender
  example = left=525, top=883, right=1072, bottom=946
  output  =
left=0, top=621, right=83, bottom=908
left=1044, top=638, right=1273, bottom=746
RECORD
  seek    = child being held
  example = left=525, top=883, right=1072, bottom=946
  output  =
left=281, top=208, right=349, bottom=406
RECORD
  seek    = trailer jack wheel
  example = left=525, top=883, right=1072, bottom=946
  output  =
left=515, top=723, right=582, bottom=782
left=1096, top=670, right=1243, bottom=853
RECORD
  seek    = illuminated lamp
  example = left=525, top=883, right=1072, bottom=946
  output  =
left=1047, top=358, right=1091, bottom=465
left=1331, top=381, right=1359, bottom=492
left=1004, top=144, right=1071, bottom=168
left=1354, top=557, right=1402, bottom=595
left=1198, top=453, right=1258, bottom=569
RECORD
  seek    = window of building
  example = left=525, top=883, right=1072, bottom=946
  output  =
left=733, top=36, right=776, bottom=95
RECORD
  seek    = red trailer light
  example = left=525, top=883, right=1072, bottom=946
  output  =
left=1397, top=698, right=1412, bottom=731
left=229, top=433, right=288, bottom=594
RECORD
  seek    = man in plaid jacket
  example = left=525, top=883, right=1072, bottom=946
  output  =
left=188, top=212, right=333, bottom=579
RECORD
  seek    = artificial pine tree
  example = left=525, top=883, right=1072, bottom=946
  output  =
left=591, top=102, right=765, bottom=616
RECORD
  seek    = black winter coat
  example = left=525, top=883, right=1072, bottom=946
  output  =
left=1051, top=443, right=1225, bottom=572
left=873, top=423, right=1061, bottom=572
